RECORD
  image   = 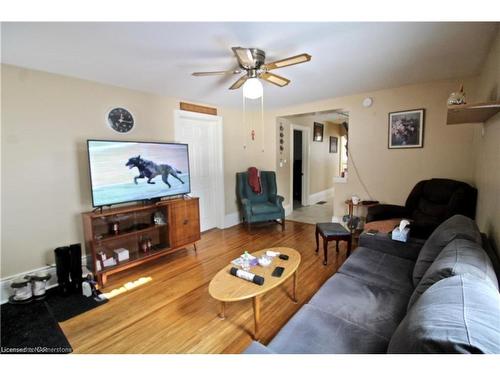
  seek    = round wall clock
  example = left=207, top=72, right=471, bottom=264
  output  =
left=107, top=107, right=135, bottom=133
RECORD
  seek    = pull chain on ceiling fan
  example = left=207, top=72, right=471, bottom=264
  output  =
left=192, top=47, right=311, bottom=99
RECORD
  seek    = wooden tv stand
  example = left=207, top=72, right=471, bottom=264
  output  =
left=82, top=197, right=200, bottom=286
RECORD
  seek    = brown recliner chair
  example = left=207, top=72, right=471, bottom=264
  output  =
left=365, top=178, right=477, bottom=239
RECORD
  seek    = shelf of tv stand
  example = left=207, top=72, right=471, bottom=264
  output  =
left=96, top=244, right=179, bottom=275
left=96, top=224, right=168, bottom=244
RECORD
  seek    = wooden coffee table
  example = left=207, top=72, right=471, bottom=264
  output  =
left=208, top=247, right=301, bottom=340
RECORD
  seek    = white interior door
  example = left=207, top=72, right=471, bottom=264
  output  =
left=174, top=110, right=224, bottom=232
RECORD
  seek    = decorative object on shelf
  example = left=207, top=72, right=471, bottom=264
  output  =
left=447, top=84, right=467, bottom=106
left=362, top=97, right=373, bottom=108
left=139, top=237, right=150, bottom=253
left=109, top=221, right=120, bottom=235
left=102, top=258, right=117, bottom=268
left=107, top=107, right=135, bottom=133
left=351, top=195, right=361, bottom=205
left=313, top=122, right=324, bottom=142
left=113, top=248, right=130, bottom=262
left=153, top=211, right=166, bottom=225
left=329, top=136, right=338, bottom=153
left=388, top=109, right=425, bottom=149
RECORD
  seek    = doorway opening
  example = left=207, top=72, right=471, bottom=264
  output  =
left=293, top=129, right=304, bottom=209
left=290, top=124, right=310, bottom=210
left=282, top=110, right=349, bottom=224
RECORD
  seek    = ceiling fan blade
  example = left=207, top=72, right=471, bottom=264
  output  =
left=229, top=75, right=248, bottom=90
left=259, top=72, right=290, bottom=87
left=192, top=69, right=241, bottom=77
left=232, top=47, right=255, bottom=69
left=262, top=53, right=311, bottom=71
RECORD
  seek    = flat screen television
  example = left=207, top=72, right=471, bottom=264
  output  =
left=87, top=140, right=191, bottom=207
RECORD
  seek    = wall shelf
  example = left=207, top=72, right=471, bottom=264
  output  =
left=447, top=101, right=500, bottom=125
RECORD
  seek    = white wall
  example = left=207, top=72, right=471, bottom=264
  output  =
left=472, top=28, right=500, bottom=257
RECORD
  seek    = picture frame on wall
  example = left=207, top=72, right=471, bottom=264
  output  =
left=329, top=136, right=338, bottom=153
left=313, top=122, right=324, bottom=142
left=388, top=108, right=425, bottom=149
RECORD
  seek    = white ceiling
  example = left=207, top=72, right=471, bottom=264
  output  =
left=1, top=22, right=497, bottom=108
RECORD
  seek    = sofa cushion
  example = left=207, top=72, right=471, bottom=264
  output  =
left=309, top=273, right=411, bottom=340
left=408, top=239, right=499, bottom=310
left=339, top=247, right=415, bottom=293
left=388, top=275, right=500, bottom=354
left=267, top=304, right=389, bottom=354
left=412, top=215, right=481, bottom=287
left=251, top=202, right=280, bottom=215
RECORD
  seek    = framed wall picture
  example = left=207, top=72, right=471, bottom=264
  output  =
left=388, top=109, right=425, bottom=149
left=313, top=122, right=324, bottom=142
left=329, top=136, right=338, bottom=153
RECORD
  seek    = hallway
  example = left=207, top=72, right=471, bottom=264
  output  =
left=286, top=199, right=334, bottom=225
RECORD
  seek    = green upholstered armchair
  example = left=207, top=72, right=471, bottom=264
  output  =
left=236, top=171, right=285, bottom=231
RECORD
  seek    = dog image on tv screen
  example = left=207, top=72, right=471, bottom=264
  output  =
left=88, top=141, right=190, bottom=206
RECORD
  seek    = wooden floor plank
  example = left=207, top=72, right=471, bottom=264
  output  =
left=60, top=221, right=347, bottom=353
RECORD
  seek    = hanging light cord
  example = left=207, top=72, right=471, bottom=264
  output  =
left=260, top=93, right=265, bottom=152
left=347, top=145, right=373, bottom=200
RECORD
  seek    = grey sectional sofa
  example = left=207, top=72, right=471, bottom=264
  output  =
left=245, top=215, right=500, bottom=354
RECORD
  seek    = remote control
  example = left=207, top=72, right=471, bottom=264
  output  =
left=272, top=266, right=285, bottom=277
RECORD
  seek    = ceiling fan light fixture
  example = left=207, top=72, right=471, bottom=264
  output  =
left=243, top=78, right=263, bottom=99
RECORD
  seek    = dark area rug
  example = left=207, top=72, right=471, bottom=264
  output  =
left=1, top=301, right=72, bottom=354
left=44, top=290, right=108, bottom=322
left=1, top=289, right=108, bottom=354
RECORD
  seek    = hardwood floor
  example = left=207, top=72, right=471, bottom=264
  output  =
left=60, top=221, right=349, bottom=353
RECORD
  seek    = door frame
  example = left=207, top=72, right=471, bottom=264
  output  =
left=290, top=124, right=310, bottom=207
left=173, top=109, right=225, bottom=230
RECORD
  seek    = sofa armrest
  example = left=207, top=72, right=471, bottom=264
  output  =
left=366, top=204, right=410, bottom=223
left=243, top=341, right=275, bottom=354
left=358, top=232, right=425, bottom=261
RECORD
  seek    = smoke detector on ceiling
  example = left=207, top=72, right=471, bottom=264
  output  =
left=362, top=97, right=373, bottom=107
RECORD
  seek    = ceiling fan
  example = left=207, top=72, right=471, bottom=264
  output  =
left=192, top=47, right=311, bottom=99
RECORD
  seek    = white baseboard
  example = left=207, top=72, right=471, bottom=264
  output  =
left=223, top=211, right=241, bottom=228
left=308, top=187, right=335, bottom=205
left=284, top=204, right=292, bottom=217
left=1, top=255, right=91, bottom=304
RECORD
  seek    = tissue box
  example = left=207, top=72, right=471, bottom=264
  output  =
left=392, top=227, right=410, bottom=242
left=113, top=248, right=130, bottom=262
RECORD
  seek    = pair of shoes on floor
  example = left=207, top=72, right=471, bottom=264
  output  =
left=9, top=272, right=51, bottom=304
left=54, top=243, right=83, bottom=297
